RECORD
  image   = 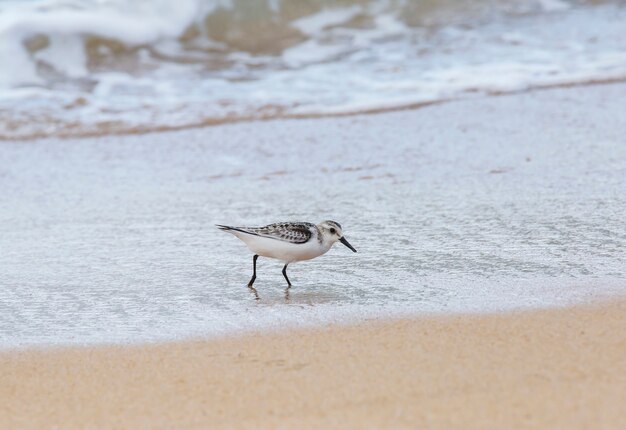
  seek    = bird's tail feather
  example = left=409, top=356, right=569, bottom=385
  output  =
left=216, top=225, right=260, bottom=237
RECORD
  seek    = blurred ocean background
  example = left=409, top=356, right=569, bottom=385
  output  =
left=0, top=0, right=625, bottom=139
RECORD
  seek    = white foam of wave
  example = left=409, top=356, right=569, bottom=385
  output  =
left=34, top=34, right=87, bottom=77
left=538, top=0, right=570, bottom=12
left=0, top=0, right=576, bottom=87
left=291, top=5, right=362, bottom=36
left=0, top=0, right=203, bottom=86
left=0, top=1, right=625, bottom=139
left=284, top=11, right=410, bottom=67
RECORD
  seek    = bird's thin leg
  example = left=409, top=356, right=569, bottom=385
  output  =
left=282, top=263, right=292, bottom=287
left=248, top=255, right=259, bottom=288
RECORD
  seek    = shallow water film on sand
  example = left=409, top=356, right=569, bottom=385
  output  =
left=1, top=84, right=625, bottom=348
left=1, top=0, right=625, bottom=139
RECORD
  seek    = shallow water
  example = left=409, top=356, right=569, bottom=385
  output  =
left=1, top=0, right=625, bottom=138
left=1, top=84, right=625, bottom=349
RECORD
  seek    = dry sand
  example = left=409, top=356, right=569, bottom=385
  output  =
left=1, top=300, right=625, bottom=430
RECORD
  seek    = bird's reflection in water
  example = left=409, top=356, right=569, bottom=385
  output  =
left=249, top=286, right=345, bottom=306
left=248, top=285, right=260, bottom=301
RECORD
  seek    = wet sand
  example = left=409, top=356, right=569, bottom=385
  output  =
left=1, top=299, right=625, bottom=429
left=2, top=82, right=626, bottom=349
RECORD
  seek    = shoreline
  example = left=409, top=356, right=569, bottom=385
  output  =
left=2, top=290, right=625, bottom=353
left=2, top=299, right=625, bottom=429
left=3, top=77, right=626, bottom=142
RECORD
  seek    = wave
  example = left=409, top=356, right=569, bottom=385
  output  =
left=0, top=0, right=624, bottom=139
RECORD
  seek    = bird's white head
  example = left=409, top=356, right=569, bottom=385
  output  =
left=317, top=220, right=357, bottom=252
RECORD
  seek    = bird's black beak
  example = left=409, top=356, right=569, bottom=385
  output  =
left=339, top=236, right=357, bottom=253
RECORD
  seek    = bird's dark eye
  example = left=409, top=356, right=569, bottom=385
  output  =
left=329, top=228, right=336, bottom=234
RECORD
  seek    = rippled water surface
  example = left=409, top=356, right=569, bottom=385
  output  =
left=1, top=85, right=625, bottom=348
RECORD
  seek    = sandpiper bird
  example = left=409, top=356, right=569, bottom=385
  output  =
left=217, top=220, right=357, bottom=288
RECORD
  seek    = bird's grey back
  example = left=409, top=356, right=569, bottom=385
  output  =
left=240, top=222, right=315, bottom=244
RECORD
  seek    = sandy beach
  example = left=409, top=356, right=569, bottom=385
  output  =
left=2, top=299, right=625, bottom=429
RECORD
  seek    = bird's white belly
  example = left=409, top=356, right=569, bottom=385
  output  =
left=234, top=233, right=328, bottom=263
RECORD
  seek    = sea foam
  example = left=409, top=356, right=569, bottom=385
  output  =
left=0, top=0, right=624, bottom=139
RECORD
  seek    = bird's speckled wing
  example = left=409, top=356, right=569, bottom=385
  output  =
left=224, top=222, right=315, bottom=244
